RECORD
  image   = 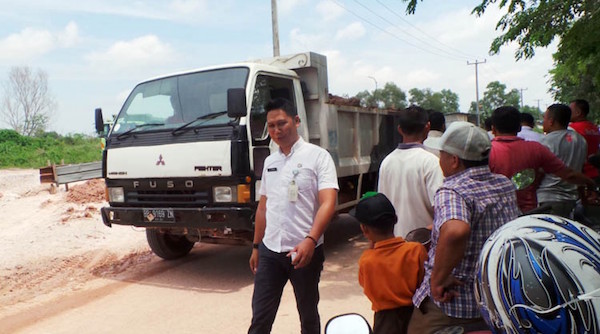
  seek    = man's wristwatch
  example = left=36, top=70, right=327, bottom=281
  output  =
left=252, top=243, right=260, bottom=249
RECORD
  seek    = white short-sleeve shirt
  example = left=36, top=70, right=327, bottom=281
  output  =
left=259, top=138, right=339, bottom=252
left=378, top=144, right=443, bottom=237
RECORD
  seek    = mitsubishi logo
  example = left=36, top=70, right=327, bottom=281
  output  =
left=156, top=154, right=165, bottom=166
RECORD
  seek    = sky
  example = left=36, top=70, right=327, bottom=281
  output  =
left=0, top=0, right=558, bottom=135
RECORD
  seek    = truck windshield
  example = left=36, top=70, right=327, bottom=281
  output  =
left=110, top=67, right=249, bottom=135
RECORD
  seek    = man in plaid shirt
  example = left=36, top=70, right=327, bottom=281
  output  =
left=408, top=122, right=520, bottom=333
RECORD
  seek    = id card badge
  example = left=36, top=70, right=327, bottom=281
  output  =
left=288, top=180, right=298, bottom=202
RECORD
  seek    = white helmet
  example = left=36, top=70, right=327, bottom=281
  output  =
left=475, top=214, right=600, bottom=333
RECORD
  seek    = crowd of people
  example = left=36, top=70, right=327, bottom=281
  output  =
left=246, top=97, right=599, bottom=334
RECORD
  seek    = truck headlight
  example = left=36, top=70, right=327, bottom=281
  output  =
left=213, top=186, right=236, bottom=203
left=108, top=187, right=124, bottom=202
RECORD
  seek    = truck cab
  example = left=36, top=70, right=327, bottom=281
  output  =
left=97, top=52, right=398, bottom=259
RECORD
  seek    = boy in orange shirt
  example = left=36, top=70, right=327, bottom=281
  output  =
left=350, top=193, right=427, bottom=334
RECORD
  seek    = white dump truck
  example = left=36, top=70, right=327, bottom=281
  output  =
left=96, top=52, right=400, bottom=259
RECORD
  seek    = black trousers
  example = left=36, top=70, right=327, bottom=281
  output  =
left=248, top=243, right=325, bottom=334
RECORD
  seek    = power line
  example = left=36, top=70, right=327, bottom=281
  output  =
left=328, top=0, right=467, bottom=62
left=351, top=0, right=468, bottom=61
left=373, top=0, right=480, bottom=60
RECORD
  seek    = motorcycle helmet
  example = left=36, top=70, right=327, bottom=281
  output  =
left=475, top=214, right=600, bottom=333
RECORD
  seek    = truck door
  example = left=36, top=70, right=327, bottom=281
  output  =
left=249, top=74, right=296, bottom=181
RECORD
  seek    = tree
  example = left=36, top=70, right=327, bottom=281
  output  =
left=402, top=0, right=598, bottom=60
left=1, top=66, right=56, bottom=136
left=549, top=12, right=600, bottom=123
left=400, top=0, right=600, bottom=122
left=468, top=81, right=519, bottom=119
left=407, top=88, right=460, bottom=114
left=521, top=105, right=543, bottom=122
left=356, top=82, right=407, bottom=109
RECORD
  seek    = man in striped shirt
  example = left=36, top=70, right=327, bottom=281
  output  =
left=408, top=122, right=520, bottom=333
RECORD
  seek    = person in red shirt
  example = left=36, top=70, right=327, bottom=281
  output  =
left=570, top=99, right=600, bottom=179
left=489, top=106, right=595, bottom=213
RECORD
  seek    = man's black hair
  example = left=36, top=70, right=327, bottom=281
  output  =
left=546, top=103, right=571, bottom=128
left=570, top=99, right=590, bottom=116
left=492, top=106, right=521, bottom=134
left=265, top=98, right=298, bottom=117
left=398, top=105, right=429, bottom=135
left=428, top=110, right=445, bottom=132
left=362, top=217, right=396, bottom=235
left=519, top=112, right=536, bottom=128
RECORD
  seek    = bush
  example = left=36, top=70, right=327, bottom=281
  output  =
left=0, top=130, right=102, bottom=168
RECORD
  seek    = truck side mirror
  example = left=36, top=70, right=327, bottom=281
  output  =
left=95, top=108, right=105, bottom=134
left=227, top=88, right=247, bottom=118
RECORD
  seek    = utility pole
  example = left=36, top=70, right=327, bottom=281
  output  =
left=271, top=0, right=280, bottom=57
left=467, top=59, right=486, bottom=126
left=534, top=99, right=542, bottom=113
left=519, top=88, right=528, bottom=109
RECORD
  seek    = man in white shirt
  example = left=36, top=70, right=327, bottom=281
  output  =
left=517, top=112, right=542, bottom=142
left=378, top=105, right=444, bottom=237
left=248, top=98, right=339, bottom=334
left=423, top=110, right=445, bottom=157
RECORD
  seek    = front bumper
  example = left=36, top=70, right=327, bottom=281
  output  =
left=100, top=206, right=254, bottom=230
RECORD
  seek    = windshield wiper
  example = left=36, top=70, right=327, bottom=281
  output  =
left=116, top=123, right=165, bottom=140
left=171, top=111, right=229, bottom=136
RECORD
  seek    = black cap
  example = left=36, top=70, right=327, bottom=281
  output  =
left=349, top=193, right=397, bottom=228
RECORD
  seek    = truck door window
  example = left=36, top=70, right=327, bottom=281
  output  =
left=250, top=75, right=295, bottom=145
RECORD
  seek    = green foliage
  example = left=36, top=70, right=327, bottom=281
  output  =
left=408, top=88, right=460, bottom=114
left=472, top=0, right=599, bottom=60
left=468, top=81, right=520, bottom=119
left=0, top=129, right=102, bottom=168
left=356, top=82, right=408, bottom=109
left=401, top=0, right=600, bottom=124
left=355, top=83, right=460, bottom=113
left=549, top=10, right=600, bottom=123
left=520, top=105, right=543, bottom=121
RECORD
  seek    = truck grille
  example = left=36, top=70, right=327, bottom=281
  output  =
left=126, top=190, right=210, bottom=206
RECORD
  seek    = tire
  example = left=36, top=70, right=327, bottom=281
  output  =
left=146, top=229, right=195, bottom=260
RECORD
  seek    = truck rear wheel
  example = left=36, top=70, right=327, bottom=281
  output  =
left=146, top=229, right=195, bottom=260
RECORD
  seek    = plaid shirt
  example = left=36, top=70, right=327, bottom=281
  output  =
left=413, top=166, right=519, bottom=318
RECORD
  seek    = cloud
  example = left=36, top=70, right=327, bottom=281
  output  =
left=316, top=1, right=344, bottom=21
left=279, top=0, right=308, bottom=15
left=404, top=69, right=442, bottom=86
left=0, top=22, right=80, bottom=61
left=335, top=22, right=365, bottom=41
left=57, top=21, right=80, bottom=47
left=289, top=28, right=328, bottom=51
left=86, top=35, right=176, bottom=71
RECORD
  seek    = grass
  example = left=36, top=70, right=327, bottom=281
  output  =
left=0, top=129, right=102, bottom=168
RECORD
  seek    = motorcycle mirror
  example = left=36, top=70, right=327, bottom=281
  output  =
left=325, top=313, right=372, bottom=334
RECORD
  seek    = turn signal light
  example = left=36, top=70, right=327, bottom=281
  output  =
left=237, top=184, right=251, bottom=203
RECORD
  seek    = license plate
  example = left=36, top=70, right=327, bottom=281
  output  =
left=143, top=208, right=175, bottom=223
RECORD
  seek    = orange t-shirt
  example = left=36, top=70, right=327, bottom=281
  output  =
left=358, top=237, right=427, bottom=312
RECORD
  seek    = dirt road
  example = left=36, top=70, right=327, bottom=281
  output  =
left=0, top=169, right=372, bottom=333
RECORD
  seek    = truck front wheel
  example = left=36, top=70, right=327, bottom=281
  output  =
left=146, top=229, right=195, bottom=260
